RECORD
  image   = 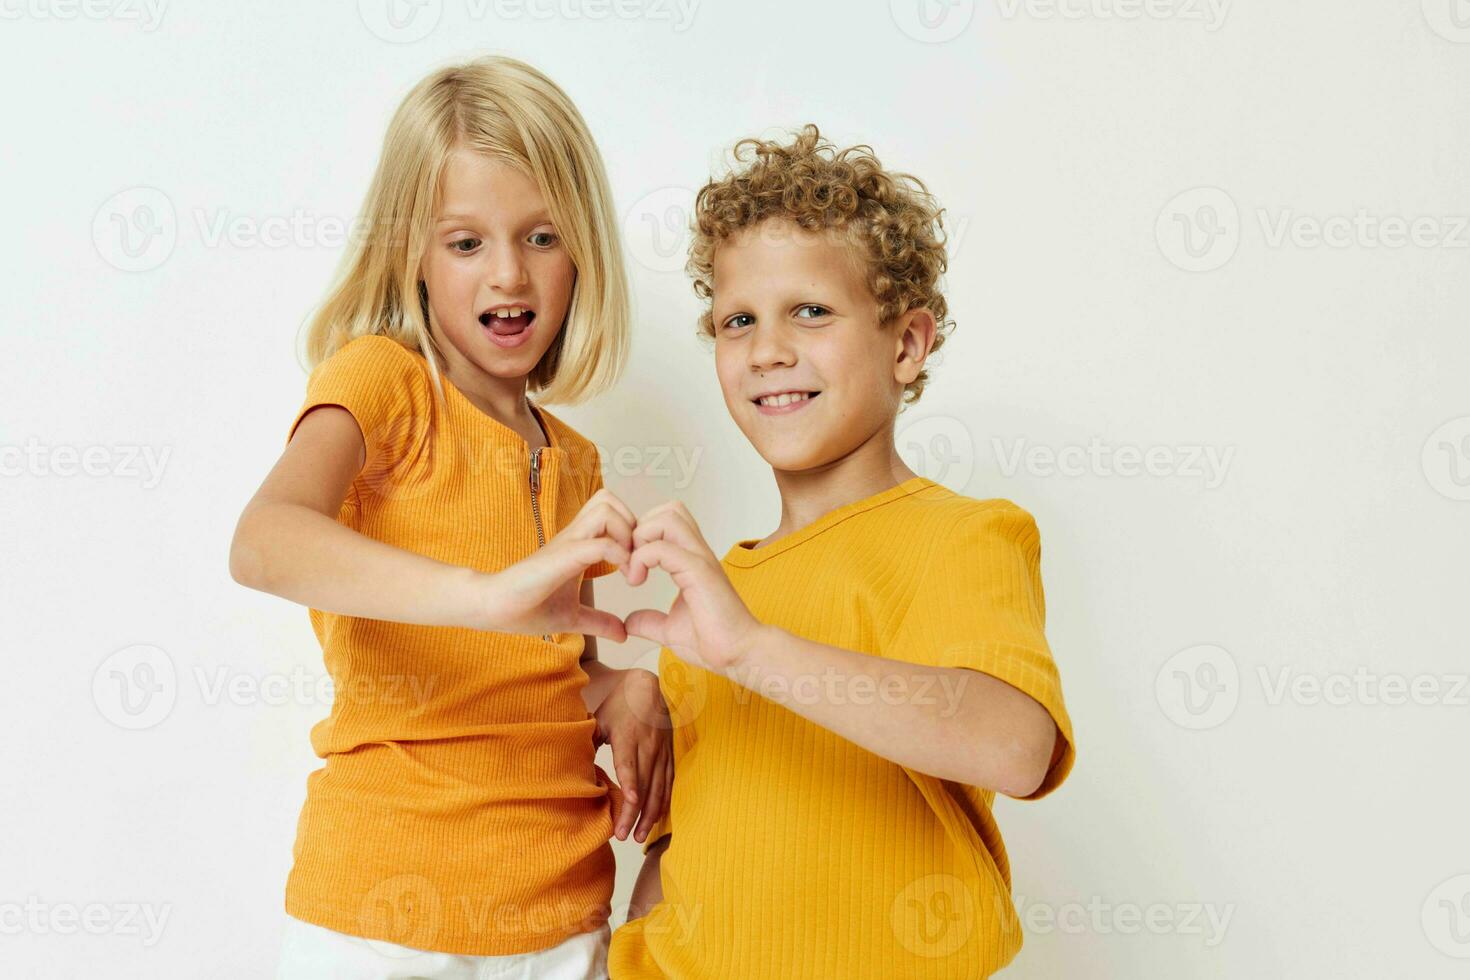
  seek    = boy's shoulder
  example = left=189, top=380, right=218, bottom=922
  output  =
left=898, top=481, right=1039, bottom=535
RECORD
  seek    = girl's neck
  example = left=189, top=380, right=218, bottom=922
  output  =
left=434, top=336, right=547, bottom=448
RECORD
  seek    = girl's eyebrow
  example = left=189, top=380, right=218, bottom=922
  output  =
left=435, top=210, right=553, bottom=225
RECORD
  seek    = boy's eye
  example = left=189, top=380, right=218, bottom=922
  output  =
left=529, top=231, right=558, bottom=248
left=795, top=304, right=831, bottom=319
left=451, top=238, right=480, bottom=253
left=722, top=313, right=755, bottom=331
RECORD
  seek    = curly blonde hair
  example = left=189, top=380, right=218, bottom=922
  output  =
left=688, top=124, right=954, bottom=404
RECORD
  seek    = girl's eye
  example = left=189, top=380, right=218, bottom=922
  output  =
left=795, top=304, right=831, bottom=319
left=529, top=231, right=558, bottom=248
left=722, top=313, right=755, bottom=331
left=451, top=238, right=480, bottom=253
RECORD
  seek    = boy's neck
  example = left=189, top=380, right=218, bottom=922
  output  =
left=761, top=426, right=919, bottom=548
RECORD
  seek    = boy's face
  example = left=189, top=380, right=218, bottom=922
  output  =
left=711, top=218, right=907, bottom=473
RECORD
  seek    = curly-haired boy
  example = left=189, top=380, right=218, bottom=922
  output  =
left=608, top=125, right=1076, bottom=979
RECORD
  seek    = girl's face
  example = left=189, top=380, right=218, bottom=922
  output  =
left=420, top=147, right=576, bottom=389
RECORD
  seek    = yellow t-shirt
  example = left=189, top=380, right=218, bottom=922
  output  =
left=280, top=334, right=621, bottom=956
left=608, top=477, right=1076, bottom=979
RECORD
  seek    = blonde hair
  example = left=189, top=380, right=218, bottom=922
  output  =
left=689, top=124, right=953, bottom=405
left=300, top=55, right=629, bottom=404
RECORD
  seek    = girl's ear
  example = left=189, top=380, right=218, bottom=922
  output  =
left=894, top=307, right=938, bottom=386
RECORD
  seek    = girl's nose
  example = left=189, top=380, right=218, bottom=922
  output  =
left=483, top=241, right=528, bottom=291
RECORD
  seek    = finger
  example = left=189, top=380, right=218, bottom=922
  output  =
left=628, top=539, right=705, bottom=592
left=634, top=745, right=668, bottom=843
left=569, top=536, right=632, bottom=577
left=610, top=731, right=640, bottom=841
left=584, top=488, right=637, bottom=532
left=623, top=608, right=670, bottom=646
left=576, top=604, right=627, bottom=644
left=563, top=500, right=635, bottom=553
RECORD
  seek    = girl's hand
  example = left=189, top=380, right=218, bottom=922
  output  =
left=593, top=668, right=673, bottom=842
left=623, top=501, right=764, bottom=672
left=477, top=489, right=636, bottom=641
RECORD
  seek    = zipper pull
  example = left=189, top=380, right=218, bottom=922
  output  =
left=529, top=446, right=541, bottom=493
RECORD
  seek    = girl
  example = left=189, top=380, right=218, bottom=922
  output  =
left=229, top=56, right=669, bottom=979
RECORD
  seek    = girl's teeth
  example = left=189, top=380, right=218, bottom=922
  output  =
left=761, top=392, right=811, bottom=407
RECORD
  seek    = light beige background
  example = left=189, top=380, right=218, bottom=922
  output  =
left=3, top=1, right=1467, bottom=976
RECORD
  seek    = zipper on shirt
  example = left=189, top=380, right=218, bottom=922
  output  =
left=529, top=446, right=551, bottom=642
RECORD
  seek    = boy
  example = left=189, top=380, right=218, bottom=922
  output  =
left=606, top=126, right=1076, bottom=978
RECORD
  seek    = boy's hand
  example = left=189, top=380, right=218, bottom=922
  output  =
left=593, top=667, right=673, bottom=842
left=624, top=501, right=764, bottom=672
left=477, top=489, right=636, bottom=641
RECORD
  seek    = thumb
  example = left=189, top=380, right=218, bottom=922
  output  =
left=624, top=608, right=671, bottom=645
left=576, top=604, right=628, bottom=643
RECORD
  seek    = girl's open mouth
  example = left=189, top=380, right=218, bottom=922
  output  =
left=479, top=307, right=536, bottom=348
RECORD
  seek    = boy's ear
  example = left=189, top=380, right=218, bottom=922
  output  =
left=893, top=307, right=938, bottom=387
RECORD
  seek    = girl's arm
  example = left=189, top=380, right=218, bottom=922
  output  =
left=229, top=404, right=630, bottom=637
left=627, top=835, right=669, bottom=920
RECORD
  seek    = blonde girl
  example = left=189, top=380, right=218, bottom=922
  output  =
left=230, top=56, right=668, bottom=979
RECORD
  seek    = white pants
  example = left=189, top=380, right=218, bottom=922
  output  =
left=276, top=915, right=610, bottom=980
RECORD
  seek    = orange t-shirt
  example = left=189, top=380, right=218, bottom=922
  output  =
left=280, top=333, right=620, bottom=956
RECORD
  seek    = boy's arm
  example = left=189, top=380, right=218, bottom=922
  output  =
left=734, top=627, right=1059, bottom=798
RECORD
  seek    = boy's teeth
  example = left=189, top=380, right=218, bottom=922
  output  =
left=759, top=392, right=812, bottom=407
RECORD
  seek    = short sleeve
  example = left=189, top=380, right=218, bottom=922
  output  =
left=285, top=335, right=432, bottom=498
left=887, top=503, right=1075, bottom=799
left=581, top=447, right=620, bottom=580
